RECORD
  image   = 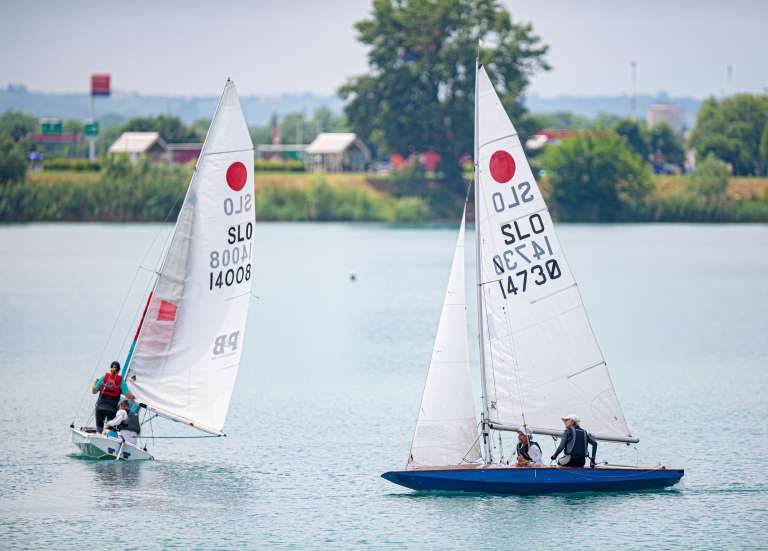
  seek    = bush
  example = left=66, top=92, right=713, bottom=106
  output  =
left=43, top=158, right=102, bottom=171
left=0, top=132, right=28, bottom=184
left=542, top=133, right=653, bottom=222
left=254, top=159, right=305, bottom=172
left=0, top=164, right=434, bottom=223
left=686, top=154, right=729, bottom=200
left=393, top=196, right=431, bottom=223
left=0, top=159, right=190, bottom=222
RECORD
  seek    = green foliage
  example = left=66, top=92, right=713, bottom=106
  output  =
left=760, top=122, right=768, bottom=174
left=387, top=160, right=429, bottom=196
left=0, top=165, right=430, bottom=223
left=253, top=160, right=305, bottom=172
left=250, top=108, right=346, bottom=146
left=0, top=111, right=37, bottom=141
left=636, top=193, right=768, bottom=223
left=339, top=0, right=549, bottom=185
left=689, top=94, right=768, bottom=176
left=686, top=154, right=729, bottom=200
left=648, top=122, right=684, bottom=168
left=0, top=132, right=28, bottom=184
left=393, top=196, right=432, bottom=223
left=613, top=118, right=649, bottom=160
left=0, top=160, right=190, bottom=222
left=526, top=111, right=593, bottom=132
left=43, top=158, right=101, bottom=171
left=253, top=176, right=429, bottom=223
left=542, top=133, right=652, bottom=222
left=122, top=114, right=203, bottom=143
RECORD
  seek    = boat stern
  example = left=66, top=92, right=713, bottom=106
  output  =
left=70, top=427, right=153, bottom=461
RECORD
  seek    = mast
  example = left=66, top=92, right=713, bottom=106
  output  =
left=474, top=45, right=492, bottom=464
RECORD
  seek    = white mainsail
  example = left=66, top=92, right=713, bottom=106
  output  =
left=475, top=65, right=634, bottom=443
left=126, top=80, right=255, bottom=435
left=408, top=210, right=482, bottom=467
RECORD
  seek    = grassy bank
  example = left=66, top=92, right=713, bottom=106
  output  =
left=635, top=176, right=768, bottom=222
left=2, top=163, right=768, bottom=223
left=1, top=162, right=430, bottom=223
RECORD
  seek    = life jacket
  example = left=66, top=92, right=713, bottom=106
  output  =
left=517, top=441, right=542, bottom=461
left=117, top=410, right=141, bottom=434
left=566, top=426, right=588, bottom=457
left=99, top=373, right=122, bottom=399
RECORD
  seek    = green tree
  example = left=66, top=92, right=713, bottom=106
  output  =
left=613, top=118, right=649, bottom=160
left=648, top=122, right=684, bottom=168
left=0, top=132, right=28, bottom=184
left=122, top=115, right=202, bottom=143
left=541, top=133, right=652, bottom=222
left=689, top=94, right=768, bottom=175
left=760, top=122, right=768, bottom=175
left=0, top=111, right=37, bottom=142
left=339, top=0, right=549, bottom=187
left=686, top=154, right=729, bottom=200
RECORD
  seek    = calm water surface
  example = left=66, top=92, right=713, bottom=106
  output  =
left=0, top=223, right=766, bottom=550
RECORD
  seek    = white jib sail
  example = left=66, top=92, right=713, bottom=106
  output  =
left=127, top=80, right=255, bottom=435
left=475, top=65, right=634, bottom=442
left=408, top=210, right=482, bottom=467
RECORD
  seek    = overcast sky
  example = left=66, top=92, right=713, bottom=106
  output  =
left=1, top=0, right=765, bottom=98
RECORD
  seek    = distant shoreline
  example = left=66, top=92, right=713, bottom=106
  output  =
left=1, top=169, right=766, bottom=224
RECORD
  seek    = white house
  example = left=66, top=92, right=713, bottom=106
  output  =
left=109, top=132, right=168, bottom=163
left=304, top=133, right=370, bottom=172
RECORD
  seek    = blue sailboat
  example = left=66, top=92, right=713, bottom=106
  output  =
left=381, top=57, right=683, bottom=495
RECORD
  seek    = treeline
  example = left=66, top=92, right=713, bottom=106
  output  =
left=540, top=135, right=768, bottom=222
left=0, top=157, right=429, bottom=223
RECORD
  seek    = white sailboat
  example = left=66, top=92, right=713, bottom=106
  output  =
left=383, top=59, right=683, bottom=493
left=71, top=79, right=255, bottom=461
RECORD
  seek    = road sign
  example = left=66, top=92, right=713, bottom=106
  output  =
left=91, top=73, right=111, bottom=97
left=40, top=118, right=62, bottom=135
left=84, top=119, right=100, bottom=137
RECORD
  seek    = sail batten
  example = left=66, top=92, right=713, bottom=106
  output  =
left=126, top=80, right=255, bottom=435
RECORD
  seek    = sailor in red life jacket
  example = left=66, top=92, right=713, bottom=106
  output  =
left=91, top=361, right=134, bottom=432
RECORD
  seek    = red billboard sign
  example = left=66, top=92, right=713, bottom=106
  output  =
left=91, top=73, right=111, bottom=97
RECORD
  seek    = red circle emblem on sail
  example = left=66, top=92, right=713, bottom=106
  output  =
left=226, top=162, right=247, bottom=191
left=489, top=150, right=515, bottom=183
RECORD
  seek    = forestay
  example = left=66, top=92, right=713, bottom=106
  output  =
left=408, top=210, right=482, bottom=467
left=127, top=80, right=255, bottom=435
left=475, top=66, right=634, bottom=442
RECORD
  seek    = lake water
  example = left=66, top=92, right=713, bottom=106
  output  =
left=0, top=223, right=766, bottom=550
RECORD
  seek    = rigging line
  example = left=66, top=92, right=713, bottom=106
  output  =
left=136, top=435, right=223, bottom=439
left=461, top=430, right=483, bottom=464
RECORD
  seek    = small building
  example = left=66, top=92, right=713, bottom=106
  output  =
left=109, top=132, right=168, bottom=163
left=168, top=143, right=203, bottom=164
left=256, top=144, right=307, bottom=162
left=304, top=133, right=370, bottom=172
left=525, top=129, right=609, bottom=151
left=647, top=103, right=683, bottom=134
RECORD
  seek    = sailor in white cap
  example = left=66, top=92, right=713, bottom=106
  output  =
left=551, top=414, right=597, bottom=468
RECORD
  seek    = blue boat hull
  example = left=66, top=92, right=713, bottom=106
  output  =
left=382, top=466, right=684, bottom=495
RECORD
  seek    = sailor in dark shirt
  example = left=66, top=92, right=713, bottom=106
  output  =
left=551, top=414, right=597, bottom=468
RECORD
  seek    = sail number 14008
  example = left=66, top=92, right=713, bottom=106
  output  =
left=208, top=242, right=252, bottom=291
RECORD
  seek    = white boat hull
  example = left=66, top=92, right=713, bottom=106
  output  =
left=70, top=428, right=153, bottom=461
